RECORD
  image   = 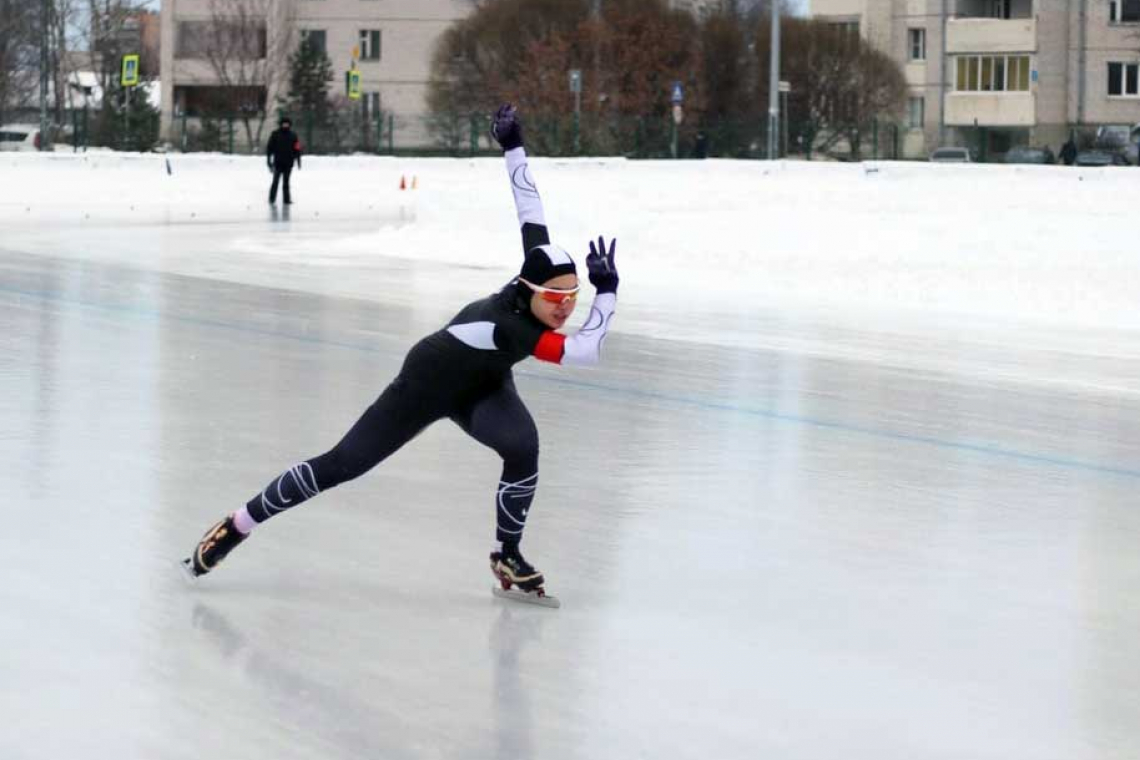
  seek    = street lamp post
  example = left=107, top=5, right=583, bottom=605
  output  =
left=570, top=69, right=582, bottom=154
left=39, top=0, right=49, bottom=151
left=766, top=0, right=781, bottom=160
left=779, top=81, right=791, bottom=157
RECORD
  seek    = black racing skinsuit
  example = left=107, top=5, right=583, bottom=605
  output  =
left=241, top=221, right=556, bottom=543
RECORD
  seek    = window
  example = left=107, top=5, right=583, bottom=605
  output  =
left=451, top=30, right=472, bottom=62
left=359, top=29, right=381, bottom=61
left=907, top=97, right=925, bottom=129
left=829, top=20, right=860, bottom=39
left=177, top=20, right=266, bottom=60
left=1108, top=62, right=1140, bottom=96
left=362, top=92, right=381, bottom=121
left=301, top=29, right=326, bottom=55
left=908, top=28, right=926, bottom=61
left=989, top=0, right=1010, bottom=18
left=1007, top=56, right=1021, bottom=91
left=955, top=55, right=1031, bottom=91
left=173, top=85, right=267, bottom=117
left=1110, top=0, right=1140, bottom=22
left=176, top=21, right=211, bottom=58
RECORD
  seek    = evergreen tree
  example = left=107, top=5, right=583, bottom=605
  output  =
left=93, top=79, right=161, bottom=152
left=286, top=37, right=334, bottom=137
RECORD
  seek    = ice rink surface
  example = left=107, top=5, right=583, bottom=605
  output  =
left=3, top=162, right=1140, bottom=760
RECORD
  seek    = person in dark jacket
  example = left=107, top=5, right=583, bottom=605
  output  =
left=267, top=117, right=302, bottom=204
left=1060, top=136, right=1078, bottom=166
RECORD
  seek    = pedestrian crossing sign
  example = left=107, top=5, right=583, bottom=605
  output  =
left=121, top=55, right=140, bottom=87
left=347, top=70, right=362, bottom=100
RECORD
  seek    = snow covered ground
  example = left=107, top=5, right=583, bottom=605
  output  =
left=4, top=151, right=1140, bottom=387
left=3, top=151, right=1138, bottom=327
left=3, top=152, right=1140, bottom=760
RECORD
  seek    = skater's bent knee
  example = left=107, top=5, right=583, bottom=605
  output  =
left=499, top=437, right=539, bottom=468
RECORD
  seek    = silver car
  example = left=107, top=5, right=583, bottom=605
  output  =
left=1093, top=125, right=1138, bottom=165
left=929, top=146, right=973, bottom=163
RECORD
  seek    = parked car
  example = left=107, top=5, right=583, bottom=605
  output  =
left=1075, top=150, right=1130, bottom=167
left=1004, top=146, right=1056, bottom=165
left=1093, top=125, right=1138, bottom=165
left=929, top=146, right=973, bottom=163
left=0, top=124, right=42, bottom=152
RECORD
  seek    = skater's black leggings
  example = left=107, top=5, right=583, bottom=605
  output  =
left=245, top=375, right=540, bottom=543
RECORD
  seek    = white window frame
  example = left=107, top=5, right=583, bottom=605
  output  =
left=1107, top=62, right=1140, bottom=97
left=362, top=92, right=381, bottom=120
left=359, top=29, right=381, bottom=61
left=907, top=96, right=925, bottom=129
left=1110, top=0, right=1140, bottom=23
left=830, top=20, right=860, bottom=38
left=908, top=28, right=926, bottom=61
left=300, top=28, right=327, bottom=55
left=955, top=55, right=1031, bottom=92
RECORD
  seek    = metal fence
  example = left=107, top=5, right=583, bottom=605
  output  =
left=164, top=109, right=909, bottom=161
left=27, top=103, right=913, bottom=161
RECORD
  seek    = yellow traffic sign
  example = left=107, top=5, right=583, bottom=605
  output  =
left=347, top=69, right=362, bottom=100
left=121, top=54, right=140, bottom=87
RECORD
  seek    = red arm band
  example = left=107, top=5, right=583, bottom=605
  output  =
left=533, top=331, right=565, bottom=364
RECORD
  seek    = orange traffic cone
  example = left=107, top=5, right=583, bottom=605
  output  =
left=399, top=175, right=406, bottom=190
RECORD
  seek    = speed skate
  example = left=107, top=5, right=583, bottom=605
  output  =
left=492, top=583, right=561, bottom=608
left=490, top=563, right=561, bottom=608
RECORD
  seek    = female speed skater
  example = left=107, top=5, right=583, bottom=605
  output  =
left=181, top=104, right=619, bottom=601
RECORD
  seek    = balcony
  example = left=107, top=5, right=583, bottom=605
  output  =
left=945, top=91, right=1036, bottom=127
left=947, top=17, right=1037, bottom=54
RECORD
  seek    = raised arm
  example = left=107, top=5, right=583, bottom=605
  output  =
left=531, top=237, right=619, bottom=367
left=491, top=104, right=550, bottom=254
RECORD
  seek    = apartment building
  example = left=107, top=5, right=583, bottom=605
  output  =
left=811, top=0, right=1140, bottom=159
left=159, top=0, right=476, bottom=150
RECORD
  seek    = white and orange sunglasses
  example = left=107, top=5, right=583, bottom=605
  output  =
left=518, top=278, right=580, bottom=304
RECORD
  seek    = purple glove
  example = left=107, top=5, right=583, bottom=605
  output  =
left=586, top=236, right=618, bottom=294
left=490, top=103, right=524, bottom=152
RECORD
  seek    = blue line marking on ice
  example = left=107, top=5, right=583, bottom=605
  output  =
left=3, top=281, right=1138, bottom=480
left=523, top=372, right=1140, bottom=479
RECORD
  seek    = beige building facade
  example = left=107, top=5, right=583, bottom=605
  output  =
left=160, top=0, right=476, bottom=151
left=811, top=0, right=1140, bottom=159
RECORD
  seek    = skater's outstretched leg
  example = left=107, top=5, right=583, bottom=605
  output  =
left=184, top=377, right=439, bottom=577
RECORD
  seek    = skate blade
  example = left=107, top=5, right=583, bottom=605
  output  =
left=492, top=586, right=561, bottom=608
left=177, top=558, right=200, bottom=585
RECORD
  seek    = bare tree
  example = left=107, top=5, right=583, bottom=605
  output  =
left=766, top=17, right=905, bottom=159
left=200, top=0, right=294, bottom=151
left=427, top=0, right=701, bottom=156
left=834, top=44, right=906, bottom=159
left=48, top=0, right=82, bottom=126
left=427, top=0, right=590, bottom=152
left=0, top=1, right=39, bottom=126
left=84, top=2, right=136, bottom=96
left=774, top=19, right=849, bottom=157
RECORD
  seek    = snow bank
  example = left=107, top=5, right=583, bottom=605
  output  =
left=3, top=151, right=1139, bottom=334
